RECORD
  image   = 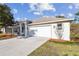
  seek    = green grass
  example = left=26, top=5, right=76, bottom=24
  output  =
left=28, top=40, right=79, bottom=56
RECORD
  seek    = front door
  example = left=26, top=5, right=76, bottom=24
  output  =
left=21, top=23, right=25, bottom=36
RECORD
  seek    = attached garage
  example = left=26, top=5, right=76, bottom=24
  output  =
left=29, top=25, right=52, bottom=38
left=28, top=17, right=72, bottom=41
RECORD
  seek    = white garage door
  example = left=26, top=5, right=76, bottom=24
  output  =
left=29, top=25, right=52, bottom=38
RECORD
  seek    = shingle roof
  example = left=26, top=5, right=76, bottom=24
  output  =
left=14, top=17, right=73, bottom=26
left=29, top=17, right=73, bottom=25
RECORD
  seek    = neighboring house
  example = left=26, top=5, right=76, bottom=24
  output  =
left=5, top=17, right=72, bottom=41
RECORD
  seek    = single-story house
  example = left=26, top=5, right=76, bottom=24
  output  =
left=5, top=17, right=72, bottom=41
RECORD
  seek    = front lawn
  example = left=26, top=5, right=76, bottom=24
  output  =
left=28, top=40, right=79, bottom=56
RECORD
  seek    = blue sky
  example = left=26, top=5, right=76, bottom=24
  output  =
left=5, top=3, right=79, bottom=21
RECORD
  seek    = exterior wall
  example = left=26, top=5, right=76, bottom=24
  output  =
left=51, top=22, right=70, bottom=41
left=62, top=22, right=70, bottom=41
left=51, top=24, right=58, bottom=39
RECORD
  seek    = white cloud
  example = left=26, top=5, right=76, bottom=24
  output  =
left=68, top=5, right=73, bottom=9
left=15, top=17, right=21, bottom=21
left=33, top=12, right=42, bottom=15
left=16, top=17, right=20, bottom=20
left=16, top=17, right=28, bottom=20
left=29, top=3, right=38, bottom=11
left=39, top=3, right=56, bottom=11
left=12, top=9, right=18, bottom=14
left=73, top=3, right=79, bottom=9
left=28, top=3, right=56, bottom=15
left=43, top=15, right=54, bottom=18
left=68, top=13, right=73, bottom=17
left=43, top=15, right=49, bottom=17
left=24, top=17, right=28, bottom=19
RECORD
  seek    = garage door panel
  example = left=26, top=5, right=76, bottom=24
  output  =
left=29, top=26, right=51, bottom=38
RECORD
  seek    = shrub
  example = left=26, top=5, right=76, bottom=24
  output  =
left=63, top=53, right=69, bottom=56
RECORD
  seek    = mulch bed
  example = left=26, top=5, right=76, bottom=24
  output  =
left=0, top=34, right=16, bottom=39
left=71, top=38, right=79, bottom=42
left=48, top=38, right=79, bottom=42
left=48, top=38, right=67, bottom=42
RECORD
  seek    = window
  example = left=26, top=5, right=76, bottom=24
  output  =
left=57, top=23, right=62, bottom=30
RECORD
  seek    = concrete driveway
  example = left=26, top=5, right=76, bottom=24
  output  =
left=0, top=37, right=48, bottom=56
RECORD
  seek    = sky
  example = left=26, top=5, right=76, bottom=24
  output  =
left=5, top=3, right=79, bottom=21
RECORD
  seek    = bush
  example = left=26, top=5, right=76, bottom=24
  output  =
left=63, top=53, right=69, bottom=56
left=71, top=33, right=79, bottom=41
left=71, top=33, right=79, bottom=39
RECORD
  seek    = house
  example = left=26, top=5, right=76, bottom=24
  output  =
left=5, top=17, right=72, bottom=41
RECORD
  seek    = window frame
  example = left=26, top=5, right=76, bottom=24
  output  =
left=57, top=23, right=62, bottom=30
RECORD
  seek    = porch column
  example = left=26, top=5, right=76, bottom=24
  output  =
left=24, top=22, right=28, bottom=37
left=19, top=23, right=22, bottom=36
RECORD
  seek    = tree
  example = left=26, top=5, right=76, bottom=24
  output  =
left=74, top=11, right=79, bottom=23
left=70, top=11, right=79, bottom=40
left=55, top=15, right=65, bottom=18
left=75, top=11, right=79, bottom=15
left=0, top=4, right=14, bottom=28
